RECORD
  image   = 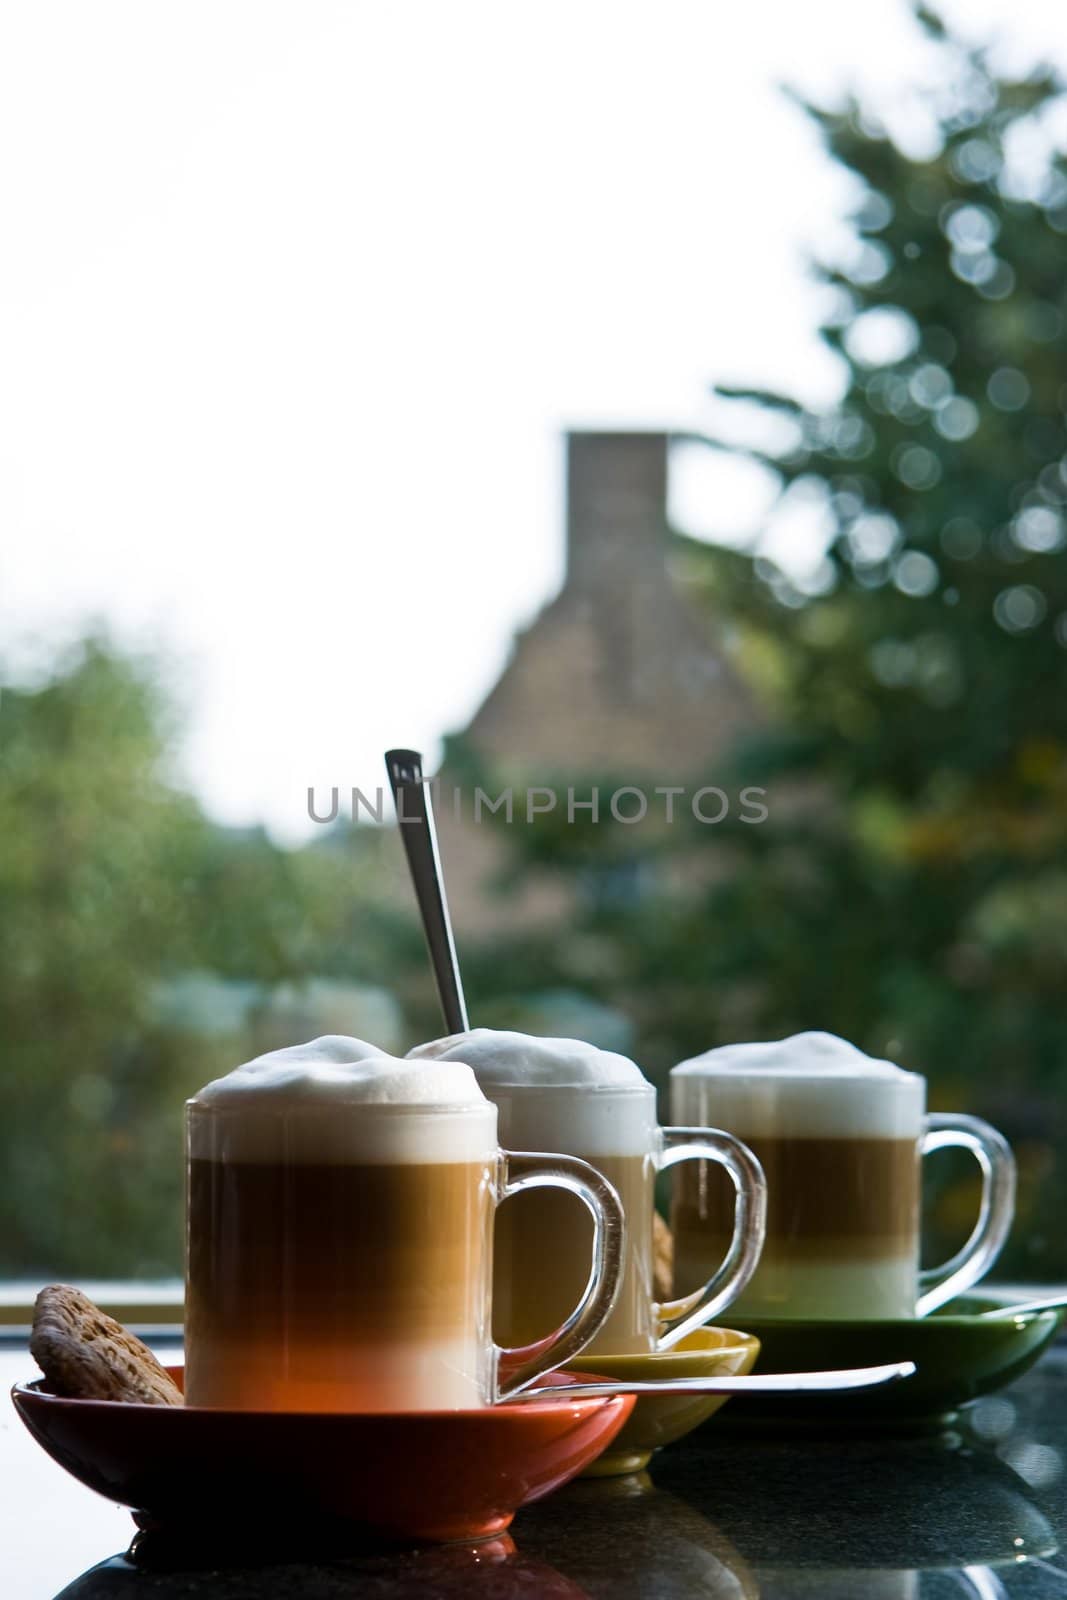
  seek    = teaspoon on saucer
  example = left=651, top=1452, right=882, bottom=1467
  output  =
left=979, top=1296, right=1067, bottom=1319
left=512, top=1360, right=916, bottom=1401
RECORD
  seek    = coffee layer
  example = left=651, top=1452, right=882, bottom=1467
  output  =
left=493, top=1152, right=656, bottom=1355
left=185, top=1156, right=493, bottom=1410
left=672, top=1137, right=919, bottom=1256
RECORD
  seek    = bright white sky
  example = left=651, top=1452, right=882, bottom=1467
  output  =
left=1, top=0, right=1062, bottom=839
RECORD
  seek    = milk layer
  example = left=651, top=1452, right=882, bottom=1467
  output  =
left=673, top=1240, right=917, bottom=1321
left=188, top=1035, right=495, bottom=1163
left=671, top=1031, right=924, bottom=1138
left=409, top=1028, right=656, bottom=1156
left=185, top=1335, right=488, bottom=1412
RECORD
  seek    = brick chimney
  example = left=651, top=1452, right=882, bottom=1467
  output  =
left=565, top=431, right=668, bottom=591
left=438, top=426, right=761, bottom=931
left=458, top=425, right=755, bottom=774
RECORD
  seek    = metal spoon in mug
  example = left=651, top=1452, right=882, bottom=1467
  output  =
left=385, top=748, right=469, bottom=1034
left=381, top=752, right=912, bottom=1401
left=513, top=1360, right=916, bottom=1402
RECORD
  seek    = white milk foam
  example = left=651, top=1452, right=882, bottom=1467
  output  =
left=408, top=1028, right=656, bottom=1156
left=671, top=1031, right=924, bottom=1139
left=188, top=1036, right=495, bottom=1164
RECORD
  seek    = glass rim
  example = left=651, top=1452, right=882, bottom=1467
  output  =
left=671, top=1065, right=924, bottom=1086
left=185, top=1097, right=498, bottom=1118
left=478, top=1081, right=656, bottom=1097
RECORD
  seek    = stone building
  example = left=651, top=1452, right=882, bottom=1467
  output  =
left=435, top=430, right=758, bottom=933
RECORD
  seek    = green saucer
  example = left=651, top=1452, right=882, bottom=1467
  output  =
left=709, top=1290, right=1063, bottom=1432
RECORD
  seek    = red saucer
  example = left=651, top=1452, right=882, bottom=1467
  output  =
left=11, top=1366, right=633, bottom=1544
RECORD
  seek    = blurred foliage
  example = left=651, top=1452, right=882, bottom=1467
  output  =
left=6, top=4, right=1067, bottom=1288
left=456, top=7, right=1067, bottom=1280
left=0, top=636, right=418, bottom=1275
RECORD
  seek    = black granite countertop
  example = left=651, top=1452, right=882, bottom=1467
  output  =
left=8, top=1339, right=1067, bottom=1599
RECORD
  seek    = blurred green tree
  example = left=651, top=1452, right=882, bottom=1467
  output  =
left=458, top=6, right=1067, bottom=1277
left=0, top=636, right=414, bottom=1276
left=684, top=6, right=1067, bottom=1274
left=7, top=2, right=1067, bottom=1287
left=0, top=638, right=209, bottom=1274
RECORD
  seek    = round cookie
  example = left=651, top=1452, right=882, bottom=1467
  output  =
left=30, top=1285, right=183, bottom=1405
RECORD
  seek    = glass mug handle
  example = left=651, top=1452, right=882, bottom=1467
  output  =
left=492, top=1151, right=626, bottom=1403
left=916, top=1113, right=1016, bottom=1317
left=654, top=1128, right=767, bottom=1352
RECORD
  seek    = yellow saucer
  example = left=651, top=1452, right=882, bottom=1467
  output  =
left=568, top=1326, right=760, bottom=1476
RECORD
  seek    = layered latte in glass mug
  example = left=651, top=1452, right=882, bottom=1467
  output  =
left=409, top=1029, right=767, bottom=1355
left=185, top=1037, right=625, bottom=1410
left=670, top=1032, right=1016, bottom=1321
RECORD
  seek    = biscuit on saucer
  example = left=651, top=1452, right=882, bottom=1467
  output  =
left=30, top=1284, right=183, bottom=1405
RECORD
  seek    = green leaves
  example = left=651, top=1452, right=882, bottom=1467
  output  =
left=0, top=639, right=415, bottom=1275
left=457, top=6, right=1067, bottom=1281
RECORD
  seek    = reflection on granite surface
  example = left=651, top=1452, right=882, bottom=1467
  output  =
left=651, top=1428, right=1056, bottom=1571
left=51, top=1488, right=753, bottom=1600
left=12, top=1342, right=1067, bottom=1598
left=53, top=1533, right=591, bottom=1600
left=514, top=1471, right=756, bottom=1598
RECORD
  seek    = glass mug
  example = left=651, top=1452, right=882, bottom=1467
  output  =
left=670, top=1039, right=1016, bottom=1320
left=484, top=1081, right=767, bottom=1355
left=184, top=1094, right=625, bottom=1410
